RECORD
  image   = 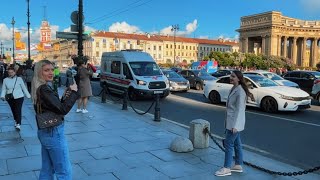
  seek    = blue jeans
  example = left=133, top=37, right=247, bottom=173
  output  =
left=224, top=129, right=243, bottom=168
left=37, top=123, right=72, bottom=180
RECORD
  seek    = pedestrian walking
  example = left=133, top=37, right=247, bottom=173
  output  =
left=215, top=70, right=254, bottom=177
left=23, top=64, right=34, bottom=93
left=31, top=60, right=79, bottom=180
left=76, top=60, right=93, bottom=113
left=0, top=67, right=31, bottom=131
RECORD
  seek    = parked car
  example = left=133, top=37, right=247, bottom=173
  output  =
left=204, top=74, right=311, bottom=113
left=171, top=67, right=183, bottom=73
left=282, top=71, right=320, bottom=94
left=243, top=70, right=299, bottom=88
left=162, top=69, right=189, bottom=92
left=92, top=66, right=101, bottom=80
left=180, top=70, right=216, bottom=90
left=311, top=78, right=320, bottom=103
left=210, top=69, right=235, bottom=78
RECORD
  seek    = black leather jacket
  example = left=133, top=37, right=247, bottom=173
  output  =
left=35, top=84, right=79, bottom=116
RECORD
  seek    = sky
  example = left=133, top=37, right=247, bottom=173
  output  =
left=1, top=0, right=320, bottom=53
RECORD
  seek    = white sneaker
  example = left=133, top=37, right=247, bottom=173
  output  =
left=231, top=165, right=243, bottom=173
left=82, top=109, right=88, bottom=114
left=15, top=124, right=21, bottom=131
left=215, top=167, right=231, bottom=176
left=76, top=109, right=82, bottom=113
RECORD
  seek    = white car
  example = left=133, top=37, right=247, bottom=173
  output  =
left=243, top=70, right=299, bottom=88
left=204, top=74, right=311, bottom=113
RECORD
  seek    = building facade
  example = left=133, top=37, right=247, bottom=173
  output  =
left=237, top=11, right=320, bottom=67
left=36, top=31, right=239, bottom=66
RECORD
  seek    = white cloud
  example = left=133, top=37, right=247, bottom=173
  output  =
left=301, top=0, right=320, bottom=13
left=108, top=22, right=141, bottom=34
left=217, top=34, right=239, bottom=41
left=159, top=19, right=198, bottom=36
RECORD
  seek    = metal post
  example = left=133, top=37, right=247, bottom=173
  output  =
left=27, top=0, right=31, bottom=61
left=171, top=24, right=179, bottom=65
left=101, top=84, right=107, bottom=103
left=11, top=17, right=15, bottom=64
left=122, top=89, right=128, bottom=110
left=78, top=0, right=84, bottom=58
left=154, top=94, right=161, bottom=121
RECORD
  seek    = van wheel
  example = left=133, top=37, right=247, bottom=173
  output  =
left=195, top=82, right=202, bottom=90
left=128, top=89, right=137, bottom=101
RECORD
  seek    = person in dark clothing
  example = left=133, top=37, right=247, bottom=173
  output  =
left=316, top=62, right=320, bottom=72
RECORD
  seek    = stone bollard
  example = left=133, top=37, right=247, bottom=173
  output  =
left=189, top=119, right=210, bottom=149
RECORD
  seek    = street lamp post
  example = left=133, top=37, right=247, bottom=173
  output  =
left=26, top=0, right=31, bottom=61
left=171, top=24, right=179, bottom=65
left=11, top=17, right=15, bottom=64
left=78, top=0, right=84, bottom=59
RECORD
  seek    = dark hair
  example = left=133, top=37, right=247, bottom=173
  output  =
left=232, top=70, right=251, bottom=98
left=7, top=67, right=15, bottom=71
left=77, top=60, right=85, bottom=67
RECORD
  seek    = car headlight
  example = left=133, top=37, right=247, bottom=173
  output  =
left=137, top=80, right=147, bottom=85
left=186, top=81, right=190, bottom=84
left=280, top=95, right=294, bottom=100
left=170, top=81, right=177, bottom=86
left=165, top=79, right=169, bottom=86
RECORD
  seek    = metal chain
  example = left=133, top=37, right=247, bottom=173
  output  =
left=203, top=128, right=320, bottom=176
left=127, top=96, right=155, bottom=115
left=104, top=88, right=122, bottom=102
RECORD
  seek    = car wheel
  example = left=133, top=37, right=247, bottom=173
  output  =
left=261, top=97, right=278, bottom=113
left=195, top=82, right=202, bottom=90
left=317, top=92, right=320, bottom=105
left=209, top=90, right=221, bottom=104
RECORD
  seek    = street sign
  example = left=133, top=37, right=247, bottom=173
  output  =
left=56, top=32, right=90, bottom=40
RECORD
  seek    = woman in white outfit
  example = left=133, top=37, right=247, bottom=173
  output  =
left=1, top=67, right=31, bottom=130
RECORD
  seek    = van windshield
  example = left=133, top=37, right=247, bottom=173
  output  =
left=129, top=62, right=162, bottom=76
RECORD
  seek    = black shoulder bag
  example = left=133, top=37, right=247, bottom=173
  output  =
left=5, top=77, right=17, bottom=101
left=36, top=87, right=64, bottom=129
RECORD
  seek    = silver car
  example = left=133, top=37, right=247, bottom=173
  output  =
left=244, top=71, right=299, bottom=88
left=162, top=69, right=190, bottom=92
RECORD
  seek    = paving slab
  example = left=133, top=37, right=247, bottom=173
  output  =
left=113, top=166, right=170, bottom=180
left=7, top=155, right=41, bottom=174
left=79, top=158, right=128, bottom=176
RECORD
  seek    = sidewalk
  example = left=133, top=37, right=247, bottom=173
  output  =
left=0, top=88, right=319, bottom=180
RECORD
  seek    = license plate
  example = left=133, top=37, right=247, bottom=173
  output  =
left=154, top=90, right=163, bottom=94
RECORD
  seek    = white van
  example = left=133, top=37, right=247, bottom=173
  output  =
left=100, top=50, right=170, bottom=100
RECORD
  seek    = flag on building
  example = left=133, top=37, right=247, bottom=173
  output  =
left=30, top=43, right=37, bottom=51
left=44, top=43, right=52, bottom=49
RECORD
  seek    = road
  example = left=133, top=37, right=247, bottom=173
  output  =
left=87, top=80, right=320, bottom=170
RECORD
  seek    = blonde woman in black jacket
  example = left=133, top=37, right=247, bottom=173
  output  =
left=31, top=60, right=79, bottom=180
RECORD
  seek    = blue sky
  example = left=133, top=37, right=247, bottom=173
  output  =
left=1, top=0, right=320, bottom=48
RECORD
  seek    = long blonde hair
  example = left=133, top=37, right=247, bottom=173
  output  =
left=31, top=60, right=53, bottom=104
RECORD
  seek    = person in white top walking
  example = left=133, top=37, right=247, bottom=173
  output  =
left=1, top=67, right=31, bottom=130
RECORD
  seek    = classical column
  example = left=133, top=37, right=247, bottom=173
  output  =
left=244, top=37, right=248, bottom=53
left=312, top=38, right=318, bottom=67
left=302, top=37, right=307, bottom=66
left=292, top=37, right=297, bottom=65
left=277, top=35, right=282, bottom=56
left=262, top=35, right=266, bottom=55
left=283, top=36, right=288, bottom=58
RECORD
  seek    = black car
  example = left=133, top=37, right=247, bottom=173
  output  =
left=282, top=71, right=320, bottom=94
left=180, top=70, right=216, bottom=90
left=210, top=69, right=235, bottom=78
left=171, top=67, right=182, bottom=73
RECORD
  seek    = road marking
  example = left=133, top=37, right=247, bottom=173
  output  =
left=169, top=94, right=320, bottom=127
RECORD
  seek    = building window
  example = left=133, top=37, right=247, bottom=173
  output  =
left=170, top=51, right=172, bottom=56
left=178, top=52, right=180, bottom=56
left=170, top=45, right=173, bottom=49
left=159, top=46, right=162, bottom=51
left=193, top=46, right=195, bottom=50
left=186, top=46, right=188, bottom=50
left=214, top=48, right=216, bottom=51
left=158, top=54, right=161, bottom=59
left=96, top=51, right=99, bottom=57
left=166, top=51, right=168, bottom=56
left=166, top=44, right=168, bottom=48
left=200, top=47, right=202, bottom=50
left=182, top=52, right=184, bottom=56
left=153, top=54, right=156, bottom=59
left=178, top=45, right=180, bottom=49
left=96, top=42, right=99, bottom=48
left=182, top=45, right=184, bottom=49
left=103, top=42, right=106, bottom=48
left=154, top=45, right=156, bottom=50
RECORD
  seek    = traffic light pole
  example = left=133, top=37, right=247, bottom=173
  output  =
left=11, top=17, right=15, bottom=64
left=27, top=0, right=31, bottom=62
left=78, top=0, right=84, bottom=58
